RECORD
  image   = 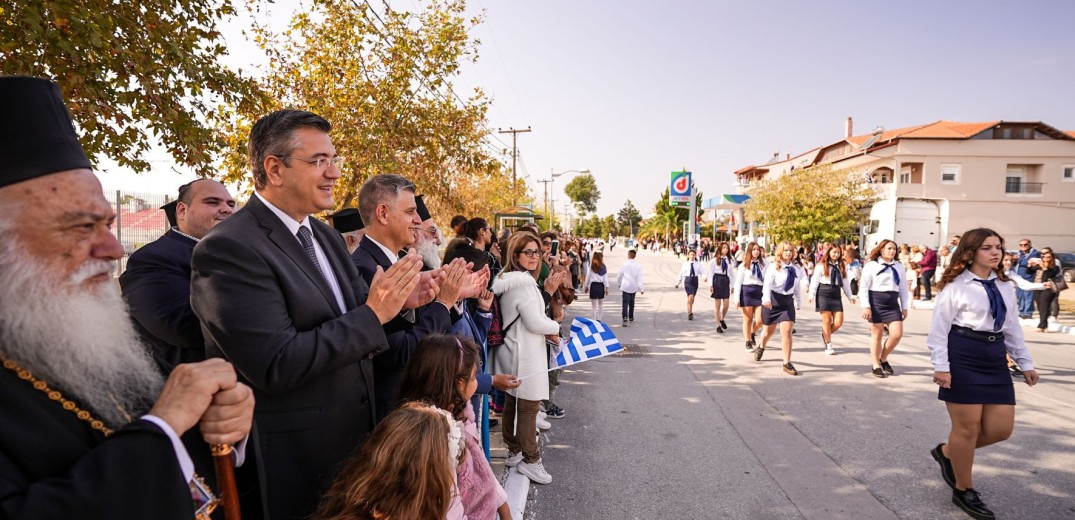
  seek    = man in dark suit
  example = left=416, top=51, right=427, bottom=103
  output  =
left=121, top=179, right=236, bottom=373
left=191, top=110, right=422, bottom=520
left=0, top=76, right=254, bottom=520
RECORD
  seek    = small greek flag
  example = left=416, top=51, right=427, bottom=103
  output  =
left=552, top=317, right=623, bottom=369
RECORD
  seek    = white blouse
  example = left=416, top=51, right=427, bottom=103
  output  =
left=926, top=269, right=1033, bottom=372
left=708, top=257, right=737, bottom=279
left=733, top=259, right=767, bottom=296
left=859, top=260, right=912, bottom=311
left=676, top=261, right=706, bottom=286
left=761, top=262, right=804, bottom=308
left=808, top=263, right=855, bottom=300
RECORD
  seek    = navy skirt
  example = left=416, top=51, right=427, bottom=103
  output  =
left=589, top=282, right=605, bottom=300
left=762, top=291, right=796, bottom=325
left=740, top=284, right=763, bottom=307
left=867, top=290, right=903, bottom=323
left=684, top=276, right=699, bottom=296
left=711, top=274, right=730, bottom=299
left=815, top=284, right=844, bottom=313
left=938, top=326, right=1015, bottom=405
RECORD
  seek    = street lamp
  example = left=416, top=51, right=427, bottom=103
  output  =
left=549, top=167, right=590, bottom=230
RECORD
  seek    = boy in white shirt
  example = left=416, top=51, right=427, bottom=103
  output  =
left=617, top=249, right=645, bottom=326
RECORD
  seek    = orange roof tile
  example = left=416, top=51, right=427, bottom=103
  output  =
left=846, top=120, right=999, bottom=146
left=1067, top=130, right=1075, bottom=139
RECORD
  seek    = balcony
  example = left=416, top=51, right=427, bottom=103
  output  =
left=1004, top=180, right=1044, bottom=195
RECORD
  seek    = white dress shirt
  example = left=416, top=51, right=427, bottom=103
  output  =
left=761, top=262, right=804, bottom=308
left=733, top=259, right=766, bottom=296
left=1004, top=269, right=1046, bottom=291
left=926, top=269, right=1033, bottom=372
left=254, top=192, right=346, bottom=312
left=859, top=260, right=911, bottom=311
left=617, top=259, right=644, bottom=293
left=808, top=263, right=855, bottom=300
left=708, top=257, right=737, bottom=284
left=676, top=260, right=706, bottom=286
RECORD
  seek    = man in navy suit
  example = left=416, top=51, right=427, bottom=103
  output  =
left=191, top=110, right=422, bottom=520
left=120, top=179, right=236, bottom=373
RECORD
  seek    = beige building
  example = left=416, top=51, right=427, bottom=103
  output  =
left=734, top=119, right=1075, bottom=252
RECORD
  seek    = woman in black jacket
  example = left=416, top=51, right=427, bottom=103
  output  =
left=1026, top=247, right=1061, bottom=332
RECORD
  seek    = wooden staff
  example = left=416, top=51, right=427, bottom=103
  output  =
left=211, top=444, right=242, bottom=520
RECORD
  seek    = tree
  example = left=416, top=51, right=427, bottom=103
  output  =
left=617, top=199, right=642, bottom=237
left=600, top=214, right=618, bottom=238
left=217, top=0, right=523, bottom=219
left=563, top=173, right=601, bottom=215
left=743, top=163, right=879, bottom=244
left=1, top=0, right=265, bottom=176
left=639, top=187, right=704, bottom=241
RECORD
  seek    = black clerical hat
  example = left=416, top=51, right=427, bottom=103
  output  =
left=160, top=200, right=179, bottom=228
left=329, top=207, right=364, bottom=232
left=415, top=194, right=432, bottom=221
left=0, top=77, right=92, bottom=189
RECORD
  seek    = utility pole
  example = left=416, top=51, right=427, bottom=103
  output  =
left=498, top=126, right=531, bottom=205
left=537, top=179, right=552, bottom=229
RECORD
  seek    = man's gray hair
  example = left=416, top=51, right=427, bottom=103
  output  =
left=357, top=174, right=416, bottom=225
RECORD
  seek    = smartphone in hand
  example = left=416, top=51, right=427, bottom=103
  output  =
left=550, top=240, right=560, bottom=256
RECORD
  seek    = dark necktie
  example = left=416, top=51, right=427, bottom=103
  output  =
left=880, top=262, right=900, bottom=286
left=296, top=226, right=327, bottom=280
left=752, top=261, right=763, bottom=280
left=782, top=266, right=797, bottom=292
left=689, top=263, right=696, bottom=277
left=721, top=258, right=728, bottom=273
left=975, top=278, right=1007, bottom=331
left=829, top=262, right=842, bottom=287
left=398, top=249, right=408, bottom=260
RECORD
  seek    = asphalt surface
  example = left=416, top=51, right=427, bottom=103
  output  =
left=527, top=245, right=1075, bottom=520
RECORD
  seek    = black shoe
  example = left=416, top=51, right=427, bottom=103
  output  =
left=623, top=318, right=628, bottom=327
left=952, top=488, right=995, bottom=520
left=931, top=443, right=956, bottom=489
left=750, top=332, right=757, bottom=345
left=489, top=418, right=499, bottom=428
left=783, top=363, right=798, bottom=376
left=745, top=341, right=755, bottom=353
left=688, top=312, right=694, bottom=320
left=792, top=328, right=797, bottom=334
left=716, top=326, right=724, bottom=334
left=872, top=367, right=887, bottom=378
left=754, top=345, right=765, bottom=362
left=1008, top=365, right=1023, bottom=377
left=629, top=318, right=634, bottom=322
left=881, top=360, right=894, bottom=375
left=719, top=320, right=728, bottom=330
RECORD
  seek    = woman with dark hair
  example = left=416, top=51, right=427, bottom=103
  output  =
left=927, top=229, right=1037, bottom=520
left=1026, top=247, right=1062, bottom=333
left=708, top=241, right=736, bottom=333
left=733, top=242, right=767, bottom=352
left=675, top=249, right=705, bottom=320
left=584, top=252, right=610, bottom=321
left=809, top=244, right=857, bottom=355
left=859, top=239, right=911, bottom=378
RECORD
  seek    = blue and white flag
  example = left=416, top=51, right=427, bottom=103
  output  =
left=552, top=317, right=623, bottom=369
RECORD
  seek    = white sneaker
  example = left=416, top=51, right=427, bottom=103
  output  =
left=825, top=344, right=837, bottom=356
left=505, top=451, right=523, bottom=467
left=517, top=459, right=553, bottom=484
left=537, top=410, right=547, bottom=419
left=536, top=416, right=552, bottom=430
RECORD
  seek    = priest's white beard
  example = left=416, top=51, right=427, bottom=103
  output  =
left=0, top=241, right=164, bottom=429
left=417, top=232, right=443, bottom=270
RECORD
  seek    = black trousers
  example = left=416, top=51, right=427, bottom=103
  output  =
left=1036, top=289, right=1058, bottom=329
left=622, top=291, right=636, bottom=320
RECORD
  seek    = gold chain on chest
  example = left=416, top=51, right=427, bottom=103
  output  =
left=1, top=355, right=114, bottom=436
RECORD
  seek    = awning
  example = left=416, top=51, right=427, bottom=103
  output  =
left=704, top=194, right=750, bottom=210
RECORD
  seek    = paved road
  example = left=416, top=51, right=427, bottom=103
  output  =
left=529, top=245, right=1075, bottom=520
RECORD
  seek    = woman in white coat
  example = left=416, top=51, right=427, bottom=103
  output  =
left=492, top=231, right=562, bottom=485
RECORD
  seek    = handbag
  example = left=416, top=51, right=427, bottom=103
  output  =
left=1051, top=274, right=1068, bottom=293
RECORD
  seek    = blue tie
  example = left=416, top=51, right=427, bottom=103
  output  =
left=721, top=258, right=729, bottom=273
left=975, top=278, right=1007, bottom=331
left=880, top=263, right=900, bottom=286
left=829, top=263, right=842, bottom=287
left=689, top=263, right=696, bottom=277
left=752, top=261, right=763, bottom=280
left=782, top=266, right=797, bottom=292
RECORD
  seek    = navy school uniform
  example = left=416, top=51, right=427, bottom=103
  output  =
left=761, top=262, right=804, bottom=325
left=859, top=259, right=911, bottom=323
left=734, top=259, right=767, bottom=307
left=926, top=270, right=1033, bottom=404
left=677, top=260, right=705, bottom=296
left=709, top=257, right=736, bottom=299
left=808, top=262, right=855, bottom=313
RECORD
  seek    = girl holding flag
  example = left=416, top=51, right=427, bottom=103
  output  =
left=708, top=241, right=736, bottom=333
left=734, top=242, right=767, bottom=352
left=860, top=239, right=911, bottom=378
left=809, top=244, right=857, bottom=355
left=756, top=242, right=805, bottom=375
left=675, top=249, right=706, bottom=320
left=926, top=229, right=1037, bottom=520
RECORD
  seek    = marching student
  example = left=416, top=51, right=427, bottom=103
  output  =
left=675, top=249, right=706, bottom=320
left=860, top=239, right=911, bottom=378
left=617, top=249, right=644, bottom=327
left=926, top=229, right=1037, bottom=520
left=584, top=251, right=610, bottom=322
left=733, top=242, right=767, bottom=353
left=808, top=244, right=857, bottom=355
left=708, top=241, right=737, bottom=333
left=756, top=242, right=805, bottom=375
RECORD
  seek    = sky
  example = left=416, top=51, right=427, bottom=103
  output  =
left=95, top=0, right=1075, bottom=218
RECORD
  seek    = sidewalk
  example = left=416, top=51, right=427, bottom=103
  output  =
left=491, top=410, right=546, bottom=519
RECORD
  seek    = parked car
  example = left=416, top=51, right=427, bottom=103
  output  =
left=1056, top=252, right=1075, bottom=283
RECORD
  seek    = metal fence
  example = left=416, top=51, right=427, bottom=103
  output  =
left=104, top=189, right=173, bottom=276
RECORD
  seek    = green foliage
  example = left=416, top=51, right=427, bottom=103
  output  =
left=617, top=199, right=642, bottom=235
left=0, top=0, right=265, bottom=176
left=638, top=187, right=703, bottom=240
left=563, top=173, right=601, bottom=215
left=743, top=163, right=878, bottom=244
left=217, top=0, right=522, bottom=219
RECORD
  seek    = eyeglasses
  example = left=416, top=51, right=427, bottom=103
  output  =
left=276, top=155, right=345, bottom=170
left=519, top=249, right=541, bottom=258
left=419, top=226, right=439, bottom=237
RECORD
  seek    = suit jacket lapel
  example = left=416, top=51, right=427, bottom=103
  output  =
left=247, top=197, right=342, bottom=315
left=311, top=222, right=357, bottom=312
left=359, top=235, right=394, bottom=270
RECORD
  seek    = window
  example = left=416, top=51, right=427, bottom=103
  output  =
left=940, top=164, right=961, bottom=184
left=1064, top=165, right=1075, bottom=182
left=899, top=172, right=910, bottom=184
left=1005, top=167, right=1024, bottom=193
